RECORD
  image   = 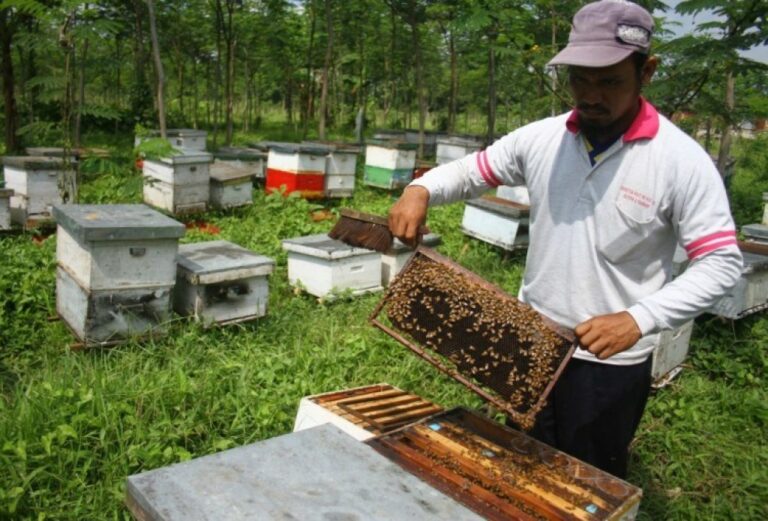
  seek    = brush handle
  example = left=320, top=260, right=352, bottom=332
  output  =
left=339, top=208, right=430, bottom=234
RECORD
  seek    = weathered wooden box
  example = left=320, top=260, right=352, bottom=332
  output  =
left=209, top=163, right=253, bottom=209
left=404, top=129, right=443, bottom=157
left=381, top=233, right=442, bottom=287
left=293, top=383, right=443, bottom=441
left=461, top=195, right=530, bottom=251
left=369, top=408, right=642, bottom=521
left=143, top=178, right=209, bottom=215
left=25, top=147, right=81, bottom=163
left=2, top=156, right=65, bottom=224
left=135, top=128, right=208, bottom=151
left=0, top=188, right=13, bottom=230
left=652, top=321, right=694, bottom=388
left=436, top=135, right=483, bottom=165
left=53, top=204, right=185, bottom=345
left=742, top=223, right=768, bottom=244
left=304, top=142, right=361, bottom=199
left=142, top=152, right=213, bottom=185
left=265, top=143, right=327, bottom=199
left=174, top=240, right=274, bottom=326
left=364, top=140, right=417, bottom=190
left=282, top=233, right=383, bottom=298
left=711, top=248, right=768, bottom=319
left=213, top=147, right=267, bottom=181
left=126, top=423, right=482, bottom=521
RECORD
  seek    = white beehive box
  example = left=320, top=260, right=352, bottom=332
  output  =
left=53, top=204, right=185, bottom=345
left=213, top=147, right=267, bottom=181
left=209, top=163, right=253, bottom=209
left=25, top=147, right=81, bottom=163
left=0, top=188, right=13, bottom=230
left=381, top=233, right=442, bottom=287
left=2, top=156, right=66, bottom=224
left=142, top=152, right=213, bottom=185
left=652, top=321, right=694, bottom=388
left=742, top=223, right=768, bottom=244
left=293, top=384, right=443, bottom=441
left=135, top=129, right=208, bottom=151
left=282, top=233, right=383, bottom=298
left=496, top=185, right=531, bottom=205
left=267, top=143, right=328, bottom=173
left=711, top=249, right=768, bottom=319
left=304, top=142, right=360, bottom=199
left=436, top=136, right=483, bottom=165
left=364, top=140, right=418, bottom=189
left=143, top=178, right=209, bottom=215
left=404, top=129, right=442, bottom=157
left=174, top=240, right=275, bottom=326
left=461, top=195, right=530, bottom=251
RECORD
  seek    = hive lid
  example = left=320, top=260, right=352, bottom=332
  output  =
left=213, top=147, right=267, bottom=161
left=302, top=141, right=362, bottom=154
left=282, top=233, right=376, bottom=259
left=387, top=233, right=442, bottom=254
left=53, top=204, right=185, bottom=242
left=2, top=156, right=67, bottom=170
left=25, top=147, right=82, bottom=158
left=148, top=151, right=213, bottom=165
left=167, top=128, right=207, bottom=138
left=125, top=424, right=482, bottom=521
left=466, top=195, right=530, bottom=218
left=741, top=223, right=768, bottom=240
left=209, top=162, right=254, bottom=183
left=436, top=135, right=484, bottom=147
left=365, top=139, right=418, bottom=151
left=177, top=240, right=274, bottom=282
left=268, top=142, right=330, bottom=156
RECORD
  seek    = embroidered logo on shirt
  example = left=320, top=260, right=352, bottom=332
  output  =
left=620, top=186, right=654, bottom=208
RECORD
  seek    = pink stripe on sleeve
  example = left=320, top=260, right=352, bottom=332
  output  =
left=479, top=150, right=501, bottom=187
left=688, top=238, right=738, bottom=260
left=684, top=230, right=736, bottom=253
left=475, top=151, right=494, bottom=187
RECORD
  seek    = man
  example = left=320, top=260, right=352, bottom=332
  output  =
left=388, top=0, right=742, bottom=479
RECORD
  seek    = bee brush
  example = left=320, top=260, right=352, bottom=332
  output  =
left=329, top=208, right=428, bottom=253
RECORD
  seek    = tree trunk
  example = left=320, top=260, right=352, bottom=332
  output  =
left=448, top=31, right=457, bottom=133
left=318, top=0, right=334, bottom=140
left=146, top=0, right=166, bottom=138
left=223, top=0, right=236, bottom=145
left=0, top=9, right=19, bottom=153
left=302, top=0, right=316, bottom=138
left=550, top=3, right=557, bottom=117
left=74, top=38, right=88, bottom=148
left=487, top=35, right=497, bottom=145
left=411, top=15, right=426, bottom=158
left=716, top=70, right=735, bottom=178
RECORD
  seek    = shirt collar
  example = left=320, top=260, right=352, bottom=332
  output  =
left=565, top=97, right=660, bottom=143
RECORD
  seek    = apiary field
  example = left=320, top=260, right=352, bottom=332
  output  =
left=0, top=134, right=766, bottom=520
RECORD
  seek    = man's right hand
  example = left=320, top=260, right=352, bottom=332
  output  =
left=388, top=185, right=430, bottom=247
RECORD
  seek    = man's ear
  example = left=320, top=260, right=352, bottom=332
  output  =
left=642, top=55, right=658, bottom=86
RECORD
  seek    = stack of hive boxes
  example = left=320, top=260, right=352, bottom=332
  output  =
left=363, top=140, right=417, bottom=190
left=265, top=143, right=328, bottom=199
left=435, top=135, right=484, bottom=165
left=143, top=152, right=214, bottom=215
left=303, top=141, right=361, bottom=199
left=213, top=146, right=267, bottom=183
left=2, top=156, right=67, bottom=227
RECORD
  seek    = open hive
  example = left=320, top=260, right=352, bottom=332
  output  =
left=368, top=408, right=642, bottom=521
left=370, top=247, right=575, bottom=430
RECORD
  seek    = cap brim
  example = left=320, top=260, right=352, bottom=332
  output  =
left=547, top=45, right=634, bottom=68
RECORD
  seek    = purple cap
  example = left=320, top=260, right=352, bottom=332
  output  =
left=548, top=0, right=654, bottom=68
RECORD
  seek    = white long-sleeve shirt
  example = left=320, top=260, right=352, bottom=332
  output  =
left=411, top=98, right=743, bottom=365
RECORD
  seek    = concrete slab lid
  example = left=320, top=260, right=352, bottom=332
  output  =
left=465, top=195, right=530, bottom=218
left=148, top=151, right=213, bottom=165
left=210, top=163, right=254, bottom=183
left=365, top=139, right=418, bottom=151
left=282, top=233, right=376, bottom=259
left=125, top=423, right=483, bottom=521
left=2, top=156, right=67, bottom=170
left=742, top=223, right=768, bottom=240
left=177, top=240, right=275, bottom=279
left=213, top=147, right=267, bottom=161
left=387, top=233, right=442, bottom=254
left=52, top=204, right=185, bottom=242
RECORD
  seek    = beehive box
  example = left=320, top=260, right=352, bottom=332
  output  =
left=364, top=139, right=417, bottom=190
left=142, top=151, right=213, bottom=185
left=282, top=233, right=383, bottom=298
left=304, top=141, right=361, bottom=199
left=381, top=233, right=442, bottom=287
left=134, top=128, right=208, bottom=151
left=126, top=423, right=483, bottom=521
left=462, top=195, right=530, bottom=251
left=25, top=147, right=81, bottom=162
left=53, top=204, right=185, bottom=345
left=2, top=156, right=66, bottom=225
left=143, top=178, right=209, bottom=215
left=0, top=188, right=13, bottom=230
left=404, top=129, right=443, bottom=157
left=413, top=159, right=436, bottom=180
left=368, top=408, right=642, bottom=521
left=174, top=240, right=274, bottom=326
left=651, top=321, right=694, bottom=388
left=208, top=163, right=254, bottom=209
left=436, top=135, right=484, bottom=165
left=742, top=223, right=768, bottom=244
left=710, top=242, right=768, bottom=319
left=293, top=383, right=443, bottom=441
left=370, top=247, right=576, bottom=429
left=763, top=193, right=768, bottom=226
left=265, top=143, right=327, bottom=199
left=372, top=129, right=407, bottom=142
left=213, top=147, right=267, bottom=181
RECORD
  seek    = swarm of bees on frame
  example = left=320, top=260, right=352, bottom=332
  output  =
left=384, top=255, right=571, bottom=430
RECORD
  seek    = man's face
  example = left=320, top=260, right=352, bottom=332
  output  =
left=568, top=56, right=653, bottom=134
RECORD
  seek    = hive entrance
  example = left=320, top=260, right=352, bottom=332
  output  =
left=370, top=248, right=576, bottom=429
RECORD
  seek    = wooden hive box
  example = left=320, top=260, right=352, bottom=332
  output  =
left=25, top=147, right=81, bottom=163
left=304, top=141, right=361, bottom=199
left=213, top=147, right=267, bottom=182
left=742, top=223, right=768, bottom=244
left=368, top=408, right=642, bottom=521
left=142, top=151, right=213, bottom=215
left=364, top=139, right=417, bottom=190
left=651, top=321, right=694, bottom=388
left=381, top=233, right=442, bottom=287
left=134, top=129, right=208, bottom=151
left=404, top=129, right=443, bottom=157
left=710, top=241, right=768, bottom=319
left=208, top=162, right=254, bottom=209
left=265, top=143, right=327, bottom=199
left=174, top=240, right=274, bottom=326
left=436, top=135, right=484, bottom=165
left=462, top=195, right=530, bottom=252
left=282, top=233, right=383, bottom=298
left=0, top=187, right=13, bottom=230
left=293, top=383, right=443, bottom=441
left=2, top=156, right=66, bottom=225
left=53, top=204, right=185, bottom=346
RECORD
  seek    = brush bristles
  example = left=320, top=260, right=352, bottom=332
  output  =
left=329, top=214, right=394, bottom=252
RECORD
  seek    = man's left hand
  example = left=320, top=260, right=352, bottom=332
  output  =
left=574, top=311, right=642, bottom=360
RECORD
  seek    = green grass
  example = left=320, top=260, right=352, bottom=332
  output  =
left=0, top=130, right=766, bottom=520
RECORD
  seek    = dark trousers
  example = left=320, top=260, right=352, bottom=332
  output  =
left=523, top=356, right=652, bottom=479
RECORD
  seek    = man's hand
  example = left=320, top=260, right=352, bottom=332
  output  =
left=574, top=311, right=642, bottom=360
left=388, top=185, right=430, bottom=247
